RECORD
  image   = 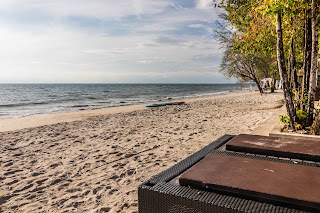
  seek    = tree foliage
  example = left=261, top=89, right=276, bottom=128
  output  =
left=213, top=14, right=269, bottom=93
left=213, top=10, right=278, bottom=94
left=214, top=0, right=319, bottom=133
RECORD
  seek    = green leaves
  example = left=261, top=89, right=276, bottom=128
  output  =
left=279, top=114, right=291, bottom=125
left=297, top=109, right=307, bottom=120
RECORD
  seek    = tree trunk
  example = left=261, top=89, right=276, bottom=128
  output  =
left=302, top=8, right=312, bottom=111
left=306, top=0, right=319, bottom=127
left=271, top=81, right=275, bottom=93
left=287, top=53, right=292, bottom=88
left=310, top=113, right=320, bottom=135
left=245, top=57, right=264, bottom=94
left=271, top=73, right=276, bottom=93
left=289, top=33, right=298, bottom=91
left=252, top=75, right=263, bottom=94
left=276, top=11, right=296, bottom=128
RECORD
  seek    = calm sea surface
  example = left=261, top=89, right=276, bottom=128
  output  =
left=0, top=84, right=253, bottom=119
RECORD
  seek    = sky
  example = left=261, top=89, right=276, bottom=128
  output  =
left=0, top=0, right=233, bottom=84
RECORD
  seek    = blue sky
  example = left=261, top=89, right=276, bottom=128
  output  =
left=0, top=0, right=233, bottom=83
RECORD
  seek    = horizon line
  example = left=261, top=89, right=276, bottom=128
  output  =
left=0, top=82, right=241, bottom=85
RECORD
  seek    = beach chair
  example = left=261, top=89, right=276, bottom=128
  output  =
left=138, top=134, right=320, bottom=212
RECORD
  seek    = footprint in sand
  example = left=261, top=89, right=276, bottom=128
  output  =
left=6, top=179, right=19, bottom=185
left=13, top=183, right=33, bottom=193
left=99, top=207, right=111, bottom=212
left=3, top=162, right=13, bottom=167
left=108, top=189, right=118, bottom=195
left=36, top=178, right=47, bottom=185
left=4, top=169, right=23, bottom=176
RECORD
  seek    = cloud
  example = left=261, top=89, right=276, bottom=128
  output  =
left=154, top=36, right=185, bottom=45
left=0, top=19, right=223, bottom=82
left=137, top=60, right=153, bottom=64
left=189, top=24, right=205, bottom=28
left=196, top=0, right=214, bottom=9
left=0, top=0, right=172, bottom=20
left=0, top=0, right=228, bottom=83
left=171, top=3, right=184, bottom=11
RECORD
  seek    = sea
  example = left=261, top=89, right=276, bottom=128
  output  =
left=0, top=84, right=254, bottom=119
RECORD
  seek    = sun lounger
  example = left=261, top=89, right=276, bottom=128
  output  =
left=138, top=134, right=319, bottom=213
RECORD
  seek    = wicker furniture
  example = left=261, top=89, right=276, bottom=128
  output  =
left=138, top=135, right=319, bottom=213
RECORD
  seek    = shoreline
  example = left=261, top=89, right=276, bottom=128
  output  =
left=0, top=90, right=284, bottom=213
left=0, top=90, right=261, bottom=133
left=0, top=84, right=255, bottom=121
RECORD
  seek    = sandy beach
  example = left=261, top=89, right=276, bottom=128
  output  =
left=0, top=91, right=283, bottom=213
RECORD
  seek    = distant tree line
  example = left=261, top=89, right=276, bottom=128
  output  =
left=213, top=0, right=320, bottom=133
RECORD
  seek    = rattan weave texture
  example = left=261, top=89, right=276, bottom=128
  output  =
left=138, top=135, right=316, bottom=213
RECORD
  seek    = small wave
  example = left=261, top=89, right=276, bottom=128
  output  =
left=59, top=97, right=79, bottom=102
left=0, top=104, right=24, bottom=108
left=87, top=97, right=98, bottom=100
left=0, top=102, right=48, bottom=108
left=0, top=112, right=9, bottom=117
left=72, top=105, right=90, bottom=108
left=96, top=101, right=111, bottom=104
left=33, top=102, right=47, bottom=105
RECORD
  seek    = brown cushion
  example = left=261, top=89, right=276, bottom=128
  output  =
left=179, top=153, right=320, bottom=211
left=226, top=134, right=320, bottom=162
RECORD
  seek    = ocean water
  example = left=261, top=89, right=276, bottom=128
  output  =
left=0, top=84, right=254, bottom=119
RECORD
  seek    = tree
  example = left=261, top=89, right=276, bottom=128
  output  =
left=214, top=0, right=319, bottom=131
left=213, top=13, right=277, bottom=94
left=220, top=47, right=265, bottom=93
left=288, top=19, right=299, bottom=91
left=276, top=10, right=296, bottom=127
left=302, top=6, right=312, bottom=110
left=306, top=0, right=319, bottom=126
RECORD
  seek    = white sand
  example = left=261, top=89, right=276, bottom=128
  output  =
left=0, top=91, right=283, bottom=213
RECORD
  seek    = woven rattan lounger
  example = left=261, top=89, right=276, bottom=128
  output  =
left=138, top=134, right=320, bottom=213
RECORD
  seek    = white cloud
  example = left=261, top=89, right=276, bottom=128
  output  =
left=171, top=3, right=184, bottom=11
left=196, top=0, right=214, bottom=9
left=0, top=0, right=172, bottom=20
left=0, top=19, right=223, bottom=82
left=0, top=0, right=228, bottom=83
left=137, top=6, right=219, bottom=32
left=189, top=24, right=205, bottom=28
left=135, top=23, right=178, bottom=32
left=137, top=60, right=153, bottom=64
